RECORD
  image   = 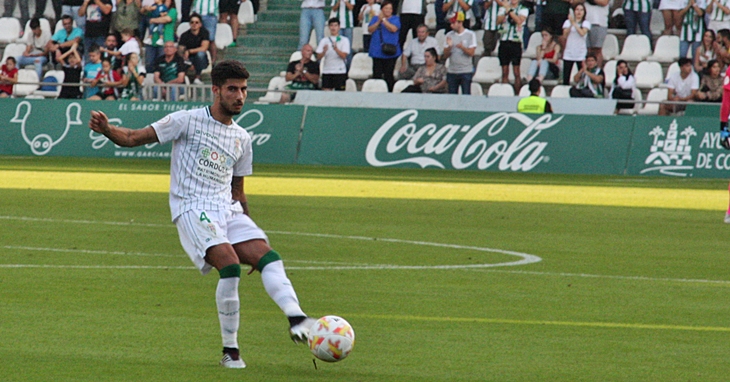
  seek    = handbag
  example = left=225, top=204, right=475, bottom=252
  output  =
left=379, top=23, right=398, bottom=56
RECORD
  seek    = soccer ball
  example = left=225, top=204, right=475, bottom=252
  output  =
left=308, top=315, right=355, bottom=362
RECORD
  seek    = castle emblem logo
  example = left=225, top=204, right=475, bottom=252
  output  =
left=640, top=119, right=696, bottom=177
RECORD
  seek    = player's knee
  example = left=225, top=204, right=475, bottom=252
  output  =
left=256, top=250, right=282, bottom=272
left=219, top=263, right=241, bottom=278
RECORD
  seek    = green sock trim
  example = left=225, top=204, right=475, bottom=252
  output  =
left=219, top=264, right=241, bottom=279
left=256, top=250, right=282, bottom=272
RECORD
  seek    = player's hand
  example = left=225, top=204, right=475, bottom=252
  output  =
left=721, top=122, right=730, bottom=150
left=89, top=110, right=110, bottom=134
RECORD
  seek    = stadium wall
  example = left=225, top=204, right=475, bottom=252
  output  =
left=0, top=99, right=727, bottom=179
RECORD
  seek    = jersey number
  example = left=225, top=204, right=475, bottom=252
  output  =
left=200, top=212, right=211, bottom=223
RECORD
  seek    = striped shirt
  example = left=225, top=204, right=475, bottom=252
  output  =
left=711, top=0, right=730, bottom=21
left=445, top=0, right=474, bottom=20
left=498, top=5, right=529, bottom=42
left=331, top=0, right=356, bottom=28
left=623, top=0, right=652, bottom=13
left=680, top=0, right=707, bottom=42
left=192, top=0, right=218, bottom=17
left=151, top=107, right=253, bottom=221
left=482, top=1, right=502, bottom=31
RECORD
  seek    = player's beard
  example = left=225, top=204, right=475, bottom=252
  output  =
left=220, top=99, right=244, bottom=116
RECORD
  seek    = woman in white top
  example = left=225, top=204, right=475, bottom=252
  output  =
left=611, top=60, right=637, bottom=110
left=694, top=29, right=717, bottom=73
left=561, top=3, right=590, bottom=85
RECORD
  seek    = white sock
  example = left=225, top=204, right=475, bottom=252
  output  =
left=261, top=260, right=306, bottom=317
left=216, top=277, right=240, bottom=349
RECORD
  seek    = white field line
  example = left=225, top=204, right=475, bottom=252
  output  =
left=0, top=215, right=542, bottom=269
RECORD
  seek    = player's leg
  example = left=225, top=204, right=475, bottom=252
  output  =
left=176, top=210, right=245, bottom=368
left=725, top=182, right=730, bottom=223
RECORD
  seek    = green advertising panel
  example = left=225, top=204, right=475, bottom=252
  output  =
left=625, top=116, right=730, bottom=178
left=0, top=99, right=303, bottom=164
left=298, top=107, right=636, bottom=174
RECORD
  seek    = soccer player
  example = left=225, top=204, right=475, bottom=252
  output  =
left=718, top=63, right=730, bottom=222
left=88, top=60, right=315, bottom=368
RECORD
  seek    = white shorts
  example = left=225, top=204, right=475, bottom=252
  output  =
left=175, top=209, right=268, bottom=275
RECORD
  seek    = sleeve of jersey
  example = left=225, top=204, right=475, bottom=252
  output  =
left=233, top=136, right=253, bottom=177
left=722, top=72, right=730, bottom=123
left=151, top=110, right=188, bottom=144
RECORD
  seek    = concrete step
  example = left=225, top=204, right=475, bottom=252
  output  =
left=256, top=10, right=301, bottom=23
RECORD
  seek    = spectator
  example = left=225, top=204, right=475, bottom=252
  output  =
left=624, top=0, right=653, bottom=43
left=660, top=57, right=699, bottom=114
left=402, top=47, right=448, bottom=93
left=679, top=0, right=707, bottom=58
left=331, top=0, right=356, bottom=57
left=569, top=53, right=604, bottom=98
left=694, top=29, right=717, bottom=73
left=2, top=0, right=30, bottom=27
left=481, top=0, right=505, bottom=58
left=143, top=0, right=177, bottom=72
left=497, top=0, right=528, bottom=92
left=181, top=0, right=192, bottom=22
left=82, top=44, right=104, bottom=99
left=152, top=41, right=187, bottom=100
left=0, top=57, right=18, bottom=98
left=707, top=0, right=730, bottom=31
left=443, top=11, right=476, bottom=94
left=442, top=0, right=473, bottom=29
left=58, top=46, right=83, bottom=99
left=400, top=24, right=440, bottom=80
left=398, top=0, right=426, bottom=48
left=281, top=43, right=320, bottom=102
left=585, top=0, right=609, bottom=66
left=147, top=0, right=169, bottom=42
left=99, top=33, right=121, bottom=71
left=109, top=28, right=141, bottom=65
left=48, top=15, right=84, bottom=64
left=714, top=28, right=730, bottom=65
left=80, top=0, right=114, bottom=61
left=18, top=17, right=52, bottom=82
left=660, top=0, right=685, bottom=35
left=36, top=0, right=55, bottom=20
left=368, top=1, right=400, bottom=91
left=610, top=59, right=637, bottom=110
left=526, top=30, right=561, bottom=82
left=191, top=0, right=219, bottom=63
left=358, top=0, right=380, bottom=52
left=518, top=78, right=553, bottom=113
left=542, top=0, right=571, bottom=37
left=299, top=0, right=326, bottom=50
left=89, top=57, right=123, bottom=100
left=696, top=59, right=723, bottom=101
left=178, top=13, right=210, bottom=84
left=219, top=0, right=241, bottom=47
left=120, top=52, right=145, bottom=100
left=111, top=0, right=141, bottom=36
left=63, top=0, right=87, bottom=30
left=317, top=17, right=350, bottom=90
left=561, top=2, right=590, bottom=85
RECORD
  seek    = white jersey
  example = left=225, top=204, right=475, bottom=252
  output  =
left=151, top=106, right=253, bottom=221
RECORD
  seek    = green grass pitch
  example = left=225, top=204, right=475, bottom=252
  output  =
left=1, top=157, right=730, bottom=381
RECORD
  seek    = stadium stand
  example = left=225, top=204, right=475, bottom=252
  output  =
left=487, top=83, right=515, bottom=97
left=362, top=79, right=389, bottom=93
left=637, top=87, right=668, bottom=115
left=550, top=85, right=572, bottom=98
left=616, top=35, right=652, bottom=61
left=393, top=79, right=413, bottom=93
left=634, top=61, right=664, bottom=89
left=472, top=57, right=502, bottom=85
left=646, top=35, right=679, bottom=63
left=348, top=53, right=373, bottom=80
left=602, top=34, right=619, bottom=61
left=13, top=69, right=39, bottom=97
left=0, top=17, right=22, bottom=43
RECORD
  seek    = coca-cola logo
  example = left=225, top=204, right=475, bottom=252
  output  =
left=365, top=110, right=563, bottom=171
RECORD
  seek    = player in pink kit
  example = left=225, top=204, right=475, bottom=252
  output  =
left=718, top=65, right=730, bottom=222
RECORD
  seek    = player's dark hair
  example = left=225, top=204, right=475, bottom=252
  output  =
left=211, top=60, right=250, bottom=87
left=29, top=17, right=40, bottom=30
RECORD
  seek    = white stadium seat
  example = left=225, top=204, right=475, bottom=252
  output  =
left=550, top=85, right=571, bottom=98
left=470, top=82, right=483, bottom=96
left=13, top=69, right=39, bottom=97
left=602, top=34, right=619, bottom=61
left=348, top=53, right=373, bottom=80
left=32, top=70, right=65, bottom=98
left=634, top=61, right=664, bottom=89
left=352, top=26, right=364, bottom=52
left=661, top=62, right=680, bottom=87
left=425, top=3, right=436, bottom=29
left=487, top=83, right=515, bottom=97
left=176, top=22, right=190, bottom=38
left=522, top=32, right=542, bottom=59
left=472, top=56, right=501, bottom=84
left=616, top=87, right=643, bottom=115
left=393, top=79, right=413, bottom=93
left=646, top=35, right=679, bottom=63
left=637, top=87, right=668, bottom=115
left=0, top=17, right=22, bottom=43
left=257, top=76, right=287, bottom=103
left=603, top=60, right=617, bottom=86
left=345, top=78, right=358, bottom=92
left=238, top=0, right=255, bottom=24
left=362, top=78, right=389, bottom=92
left=215, top=23, right=234, bottom=49
left=1, top=43, right=26, bottom=65
left=616, top=34, right=652, bottom=61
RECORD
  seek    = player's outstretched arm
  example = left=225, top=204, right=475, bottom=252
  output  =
left=89, top=110, right=159, bottom=147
